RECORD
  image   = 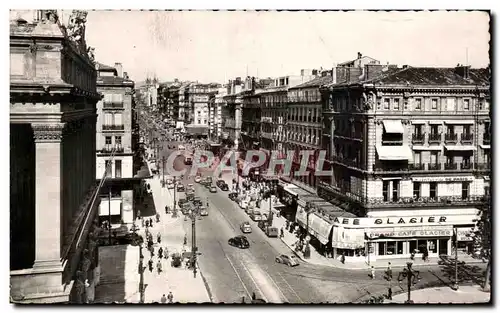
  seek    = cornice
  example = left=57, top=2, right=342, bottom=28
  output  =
left=32, top=122, right=65, bottom=142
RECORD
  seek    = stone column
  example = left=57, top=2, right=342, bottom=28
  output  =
left=32, top=123, right=65, bottom=270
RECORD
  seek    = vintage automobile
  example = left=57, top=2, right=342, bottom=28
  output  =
left=228, top=192, right=238, bottom=201
left=194, top=176, right=202, bottom=183
left=177, top=183, right=185, bottom=192
left=228, top=235, right=250, bottom=249
left=199, top=207, right=208, bottom=216
left=240, top=221, right=252, bottom=234
left=275, top=254, right=299, bottom=267
left=209, top=186, right=217, bottom=193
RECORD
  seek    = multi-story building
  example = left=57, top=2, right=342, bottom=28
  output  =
left=157, top=80, right=181, bottom=127
left=95, top=62, right=137, bottom=226
left=213, top=86, right=227, bottom=140
left=286, top=70, right=333, bottom=192
left=259, top=70, right=317, bottom=171
left=222, top=77, right=245, bottom=148
left=314, top=63, right=490, bottom=262
left=10, top=10, right=101, bottom=303
left=185, top=83, right=220, bottom=138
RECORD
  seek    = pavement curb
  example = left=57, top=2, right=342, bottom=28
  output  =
left=279, top=237, right=485, bottom=270
left=198, top=268, right=215, bottom=303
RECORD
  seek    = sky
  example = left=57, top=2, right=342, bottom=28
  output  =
left=10, top=10, right=491, bottom=84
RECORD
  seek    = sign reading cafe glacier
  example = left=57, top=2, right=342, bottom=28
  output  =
left=328, top=216, right=452, bottom=227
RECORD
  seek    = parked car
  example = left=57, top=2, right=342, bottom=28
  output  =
left=177, top=183, right=185, bottom=192
left=239, top=200, right=249, bottom=210
left=210, top=186, right=217, bottom=193
left=250, top=211, right=262, bottom=221
left=228, top=235, right=250, bottom=249
left=240, top=222, right=252, bottom=234
left=195, top=176, right=202, bottom=183
left=275, top=254, right=299, bottom=267
left=178, top=198, right=188, bottom=207
left=228, top=192, right=238, bottom=201
left=193, top=197, right=202, bottom=207
left=187, top=183, right=195, bottom=192
left=216, top=179, right=229, bottom=191
left=200, top=207, right=208, bottom=216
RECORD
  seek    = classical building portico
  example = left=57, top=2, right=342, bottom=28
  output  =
left=10, top=10, right=102, bottom=303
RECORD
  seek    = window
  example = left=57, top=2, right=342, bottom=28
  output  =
left=383, top=99, right=390, bottom=110
left=415, top=98, right=422, bottom=110
left=105, top=160, right=111, bottom=177
left=114, top=113, right=123, bottom=125
left=446, top=125, right=455, bottom=135
left=115, top=160, right=122, bottom=178
left=463, top=125, right=471, bottom=135
left=430, top=125, right=439, bottom=135
left=393, top=98, right=400, bottom=110
left=446, top=98, right=456, bottom=111
left=392, top=180, right=400, bottom=202
left=198, top=119, right=201, bottom=124
left=414, top=151, right=421, bottom=164
left=463, top=99, right=470, bottom=110
left=414, top=125, right=423, bottom=135
left=115, top=136, right=122, bottom=145
left=105, top=136, right=112, bottom=145
left=431, top=99, right=438, bottom=110
left=413, top=182, right=421, bottom=199
left=104, top=113, right=113, bottom=125
left=429, top=182, right=437, bottom=199
left=383, top=180, right=390, bottom=202
left=461, top=182, right=469, bottom=200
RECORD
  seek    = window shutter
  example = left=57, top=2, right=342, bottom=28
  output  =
left=114, top=113, right=123, bottom=125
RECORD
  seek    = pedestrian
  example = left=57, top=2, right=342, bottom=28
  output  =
left=157, top=259, right=162, bottom=274
left=150, top=247, right=154, bottom=258
left=157, top=232, right=162, bottom=244
left=161, top=294, right=167, bottom=303
left=340, top=253, right=346, bottom=264
left=386, top=262, right=392, bottom=280
left=165, top=247, right=169, bottom=259
left=387, top=287, right=392, bottom=300
left=280, top=227, right=284, bottom=239
left=145, top=219, right=149, bottom=228
left=148, top=259, right=153, bottom=272
left=167, top=291, right=174, bottom=303
left=158, top=247, right=163, bottom=259
left=141, top=218, right=145, bottom=228
left=149, top=218, right=153, bottom=226
left=371, top=266, right=375, bottom=280
left=137, top=210, right=141, bottom=220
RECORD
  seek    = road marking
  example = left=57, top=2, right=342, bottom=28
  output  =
left=277, top=271, right=303, bottom=303
left=257, top=264, right=289, bottom=303
left=223, top=249, right=252, bottom=300
left=239, top=260, right=270, bottom=303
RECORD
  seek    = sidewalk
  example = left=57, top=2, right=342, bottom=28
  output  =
left=387, top=285, right=490, bottom=304
left=142, top=174, right=211, bottom=303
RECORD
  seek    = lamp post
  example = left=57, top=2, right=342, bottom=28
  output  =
left=397, top=262, right=421, bottom=304
left=188, top=205, right=199, bottom=278
left=452, top=228, right=459, bottom=290
left=138, top=246, right=145, bottom=303
left=162, top=156, right=166, bottom=187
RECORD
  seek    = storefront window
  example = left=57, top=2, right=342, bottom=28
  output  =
left=387, top=242, right=396, bottom=255
left=409, top=240, right=417, bottom=253
left=397, top=241, right=404, bottom=254
left=428, top=239, right=438, bottom=253
left=378, top=242, right=386, bottom=255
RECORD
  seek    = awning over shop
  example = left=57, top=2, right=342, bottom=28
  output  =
left=295, top=206, right=307, bottom=227
left=383, top=120, right=404, bottom=133
left=185, top=125, right=208, bottom=135
left=331, top=226, right=365, bottom=249
left=444, top=120, right=474, bottom=125
left=456, top=227, right=473, bottom=241
left=376, top=145, right=413, bottom=161
left=308, top=214, right=334, bottom=245
left=99, top=198, right=121, bottom=216
left=412, top=146, right=443, bottom=151
left=445, top=145, right=477, bottom=151
left=284, top=185, right=300, bottom=197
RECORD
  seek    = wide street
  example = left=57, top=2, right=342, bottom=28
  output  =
left=151, top=137, right=487, bottom=303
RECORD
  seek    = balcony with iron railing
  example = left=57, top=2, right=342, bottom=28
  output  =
left=412, top=133, right=425, bottom=144
left=428, top=133, right=442, bottom=144
left=331, top=155, right=360, bottom=168
left=103, top=101, right=124, bottom=109
left=102, top=124, right=125, bottom=131
left=460, top=133, right=474, bottom=144
left=100, top=144, right=124, bottom=153
left=408, top=163, right=426, bottom=171
left=460, top=162, right=473, bottom=170
left=444, top=133, right=458, bottom=144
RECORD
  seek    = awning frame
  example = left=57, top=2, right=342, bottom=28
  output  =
left=445, top=145, right=477, bottom=151
left=376, top=145, right=413, bottom=161
left=382, top=120, right=404, bottom=134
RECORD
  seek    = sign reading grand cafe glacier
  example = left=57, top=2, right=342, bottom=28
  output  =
left=296, top=208, right=477, bottom=262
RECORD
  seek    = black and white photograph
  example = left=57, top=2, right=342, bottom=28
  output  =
left=8, top=7, right=492, bottom=305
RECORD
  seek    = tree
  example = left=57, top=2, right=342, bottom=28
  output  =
left=471, top=196, right=491, bottom=291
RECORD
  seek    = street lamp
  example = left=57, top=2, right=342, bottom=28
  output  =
left=397, top=262, right=421, bottom=304
left=187, top=205, right=199, bottom=278
left=138, top=245, right=145, bottom=303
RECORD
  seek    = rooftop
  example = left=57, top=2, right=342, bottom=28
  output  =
left=328, top=66, right=490, bottom=88
left=289, top=75, right=333, bottom=90
left=97, top=75, right=134, bottom=87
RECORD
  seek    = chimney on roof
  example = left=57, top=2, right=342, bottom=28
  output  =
left=114, top=63, right=123, bottom=78
left=455, top=64, right=471, bottom=80
left=357, top=52, right=362, bottom=59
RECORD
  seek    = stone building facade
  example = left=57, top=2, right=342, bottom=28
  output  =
left=10, top=10, right=102, bottom=303
left=318, top=64, right=490, bottom=260
left=95, top=62, right=136, bottom=226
